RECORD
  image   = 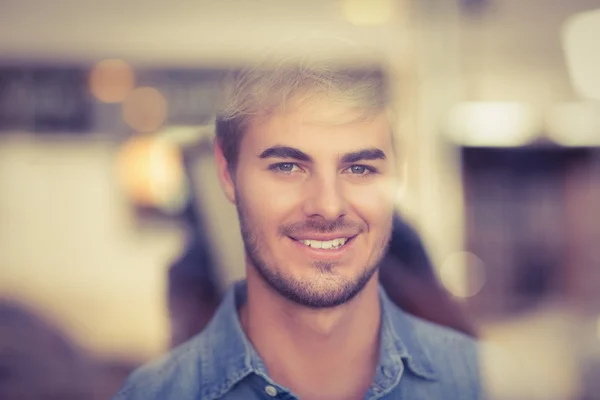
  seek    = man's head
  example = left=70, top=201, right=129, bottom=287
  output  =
left=214, top=52, right=398, bottom=309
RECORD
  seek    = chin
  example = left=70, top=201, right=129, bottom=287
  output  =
left=265, top=264, right=377, bottom=309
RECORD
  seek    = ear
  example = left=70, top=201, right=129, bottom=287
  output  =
left=213, top=139, right=236, bottom=204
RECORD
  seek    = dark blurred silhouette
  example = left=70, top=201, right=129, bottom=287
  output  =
left=167, top=236, right=222, bottom=348
left=0, top=300, right=96, bottom=400
left=167, top=214, right=477, bottom=348
left=379, top=216, right=478, bottom=337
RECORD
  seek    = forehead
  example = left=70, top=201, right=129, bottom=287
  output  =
left=242, top=98, right=393, bottom=153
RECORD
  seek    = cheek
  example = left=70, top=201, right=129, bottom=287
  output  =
left=237, top=170, right=301, bottom=225
left=346, top=180, right=395, bottom=226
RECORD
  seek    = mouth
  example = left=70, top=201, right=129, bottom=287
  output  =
left=289, top=235, right=357, bottom=250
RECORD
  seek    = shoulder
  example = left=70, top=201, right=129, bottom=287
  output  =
left=408, top=313, right=479, bottom=362
left=383, top=292, right=480, bottom=362
left=405, top=311, right=479, bottom=353
left=112, top=283, right=249, bottom=400
left=403, top=312, right=483, bottom=396
left=111, top=333, right=206, bottom=400
left=383, top=299, right=483, bottom=397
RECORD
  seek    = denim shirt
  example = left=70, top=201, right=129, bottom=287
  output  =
left=113, top=281, right=482, bottom=399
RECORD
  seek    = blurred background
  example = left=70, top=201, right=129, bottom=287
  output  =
left=1, top=0, right=600, bottom=399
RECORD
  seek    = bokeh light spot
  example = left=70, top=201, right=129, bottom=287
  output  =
left=440, top=251, right=487, bottom=299
left=89, top=59, right=135, bottom=103
left=122, top=87, right=168, bottom=133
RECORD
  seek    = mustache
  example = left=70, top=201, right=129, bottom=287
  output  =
left=279, top=219, right=364, bottom=237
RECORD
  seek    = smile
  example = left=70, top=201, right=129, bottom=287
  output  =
left=291, top=236, right=355, bottom=250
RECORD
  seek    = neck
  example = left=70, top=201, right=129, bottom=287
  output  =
left=240, top=267, right=382, bottom=400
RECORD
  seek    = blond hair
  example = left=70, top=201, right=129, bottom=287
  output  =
left=215, top=40, right=391, bottom=171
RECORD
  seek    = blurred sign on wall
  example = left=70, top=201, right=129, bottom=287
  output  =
left=135, top=69, right=223, bottom=127
left=0, top=67, right=93, bottom=132
left=0, top=65, right=225, bottom=134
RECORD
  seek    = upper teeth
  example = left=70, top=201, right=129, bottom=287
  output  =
left=301, top=238, right=348, bottom=249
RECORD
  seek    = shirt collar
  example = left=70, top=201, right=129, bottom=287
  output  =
left=378, top=285, right=439, bottom=380
left=197, top=281, right=438, bottom=399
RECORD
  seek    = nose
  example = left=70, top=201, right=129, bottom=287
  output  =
left=302, top=173, right=347, bottom=220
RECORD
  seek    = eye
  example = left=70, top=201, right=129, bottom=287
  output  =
left=270, top=162, right=301, bottom=174
left=345, top=165, right=374, bottom=175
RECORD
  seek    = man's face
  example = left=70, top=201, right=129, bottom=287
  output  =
left=228, top=98, right=397, bottom=308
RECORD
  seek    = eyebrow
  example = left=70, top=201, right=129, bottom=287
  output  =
left=340, top=148, right=386, bottom=163
left=259, top=146, right=312, bottom=162
left=258, top=146, right=386, bottom=164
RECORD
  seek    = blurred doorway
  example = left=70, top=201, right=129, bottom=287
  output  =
left=460, top=145, right=598, bottom=317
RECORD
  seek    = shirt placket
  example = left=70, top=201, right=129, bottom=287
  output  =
left=364, top=362, right=404, bottom=400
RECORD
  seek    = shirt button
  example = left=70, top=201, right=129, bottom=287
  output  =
left=265, top=385, right=278, bottom=397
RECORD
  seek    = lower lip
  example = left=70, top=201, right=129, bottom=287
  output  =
left=289, top=236, right=357, bottom=259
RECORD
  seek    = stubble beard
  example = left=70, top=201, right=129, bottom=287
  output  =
left=235, top=193, right=391, bottom=309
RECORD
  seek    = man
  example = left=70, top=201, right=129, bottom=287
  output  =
left=114, top=54, right=481, bottom=399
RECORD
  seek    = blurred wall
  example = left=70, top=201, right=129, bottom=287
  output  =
left=0, top=135, right=184, bottom=360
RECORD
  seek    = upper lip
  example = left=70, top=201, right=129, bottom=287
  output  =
left=288, top=233, right=358, bottom=241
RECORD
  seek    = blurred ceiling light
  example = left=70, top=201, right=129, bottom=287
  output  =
left=440, top=251, right=486, bottom=299
left=115, top=135, right=188, bottom=214
left=122, top=87, right=168, bottom=133
left=341, top=0, right=394, bottom=26
left=545, top=102, right=600, bottom=146
left=445, top=102, right=540, bottom=147
left=89, top=59, right=135, bottom=103
left=562, top=9, right=600, bottom=100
